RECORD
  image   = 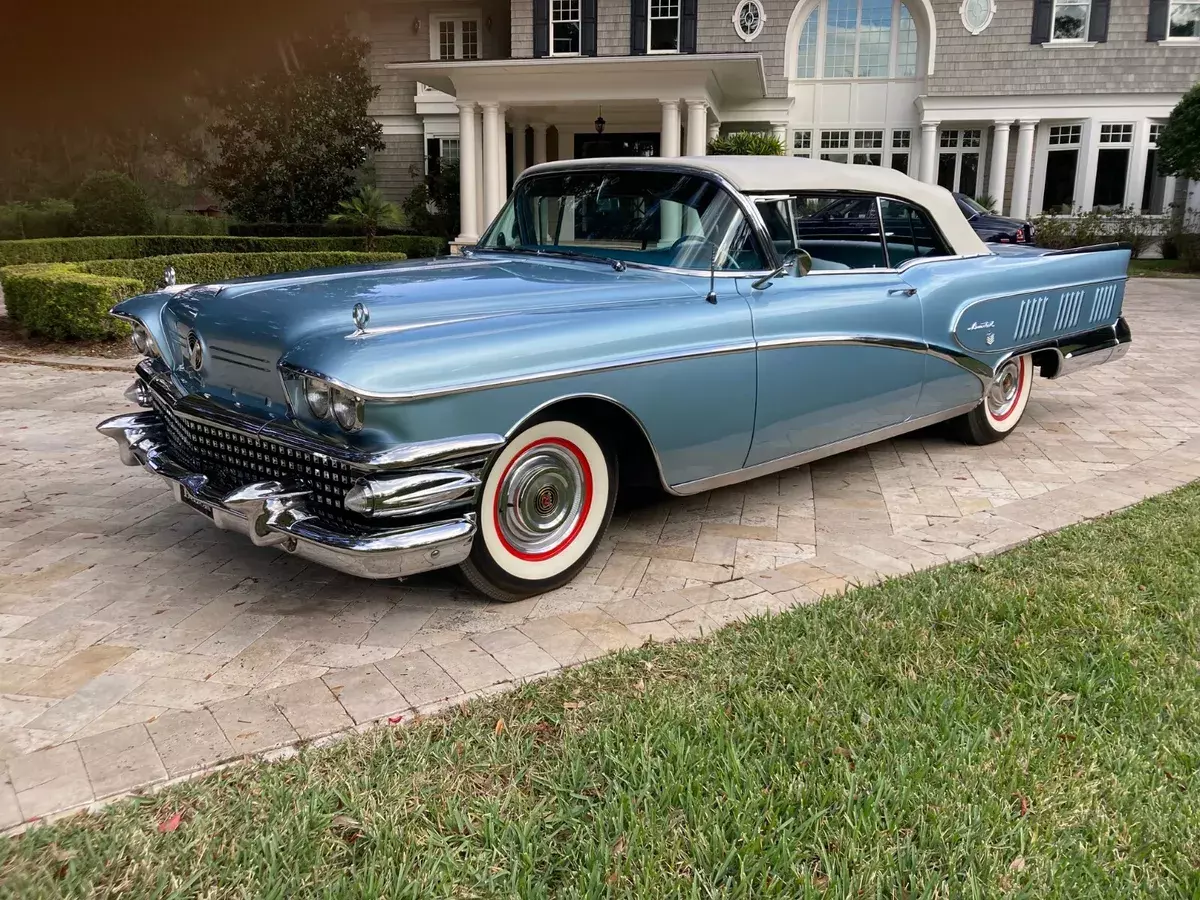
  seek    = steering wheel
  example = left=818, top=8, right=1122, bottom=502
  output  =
left=670, top=234, right=711, bottom=253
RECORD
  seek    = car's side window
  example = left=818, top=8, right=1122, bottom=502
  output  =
left=877, top=198, right=952, bottom=265
left=784, top=193, right=888, bottom=271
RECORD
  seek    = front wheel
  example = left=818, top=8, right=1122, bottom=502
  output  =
left=955, top=353, right=1033, bottom=445
left=458, top=419, right=616, bottom=602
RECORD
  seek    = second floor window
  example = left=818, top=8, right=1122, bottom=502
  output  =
left=1169, top=0, right=1200, bottom=36
left=1051, top=0, right=1090, bottom=40
left=649, top=0, right=682, bottom=51
left=552, top=0, right=582, bottom=54
left=431, top=15, right=481, bottom=60
left=795, top=0, right=919, bottom=79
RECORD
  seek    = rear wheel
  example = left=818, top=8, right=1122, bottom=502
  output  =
left=955, top=353, right=1033, bottom=445
left=458, top=419, right=616, bottom=602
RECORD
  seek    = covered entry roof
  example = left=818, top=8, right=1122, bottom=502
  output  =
left=383, top=53, right=770, bottom=112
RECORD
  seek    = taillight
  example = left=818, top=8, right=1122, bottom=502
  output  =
left=1016, top=228, right=1026, bottom=243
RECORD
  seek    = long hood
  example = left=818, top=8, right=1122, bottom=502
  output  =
left=116, top=254, right=706, bottom=406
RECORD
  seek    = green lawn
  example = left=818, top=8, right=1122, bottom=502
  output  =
left=5, top=485, right=1200, bottom=899
left=1128, top=258, right=1198, bottom=278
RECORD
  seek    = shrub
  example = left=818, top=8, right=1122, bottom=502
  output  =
left=1030, top=207, right=1162, bottom=258
left=1179, top=234, right=1200, bottom=273
left=152, top=213, right=230, bottom=235
left=707, top=132, right=786, bottom=156
left=0, top=265, right=142, bottom=340
left=0, top=200, right=77, bottom=240
left=73, top=172, right=154, bottom=236
left=81, top=251, right=409, bottom=293
left=0, top=234, right=446, bottom=266
left=227, top=222, right=413, bottom=237
left=0, top=251, right=408, bottom=341
left=402, top=162, right=459, bottom=241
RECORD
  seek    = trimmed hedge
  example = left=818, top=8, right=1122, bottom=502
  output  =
left=1, top=251, right=408, bottom=341
left=0, top=234, right=446, bottom=266
left=1, top=266, right=143, bottom=341
left=1180, top=234, right=1200, bottom=273
left=228, top=221, right=413, bottom=238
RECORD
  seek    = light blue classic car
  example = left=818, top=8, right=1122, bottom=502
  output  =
left=99, top=157, right=1131, bottom=600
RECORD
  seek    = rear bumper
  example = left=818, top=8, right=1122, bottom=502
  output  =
left=97, top=407, right=483, bottom=580
left=1043, top=316, right=1131, bottom=379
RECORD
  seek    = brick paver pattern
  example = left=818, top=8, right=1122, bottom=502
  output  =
left=1, top=280, right=1199, bottom=828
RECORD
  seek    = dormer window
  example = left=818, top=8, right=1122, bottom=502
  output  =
left=430, top=13, right=481, bottom=60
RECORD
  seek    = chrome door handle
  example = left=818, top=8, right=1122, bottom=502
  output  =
left=888, top=287, right=917, bottom=296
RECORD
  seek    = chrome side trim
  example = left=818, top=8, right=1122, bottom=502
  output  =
left=949, top=276, right=1127, bottom=342
left=278, top=341, right=758, bottom=402
left=756, top=334, right=992, bottom=385
left=669, top=402, right=981, bottom=496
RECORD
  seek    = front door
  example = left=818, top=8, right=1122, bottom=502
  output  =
left=574, top=132, right=660, bottom=159
left=743, top=271, right=926, bottom=467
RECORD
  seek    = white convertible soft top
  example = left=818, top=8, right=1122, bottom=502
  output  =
left=522, top=155, right=990, bottom=259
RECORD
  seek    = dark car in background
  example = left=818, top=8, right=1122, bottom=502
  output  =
left=953, top=193, right=1035, bottom=245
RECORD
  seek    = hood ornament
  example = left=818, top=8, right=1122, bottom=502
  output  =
left=162, top=265, right=177, bottom=288
left=352, top=302, right=370, bottom=334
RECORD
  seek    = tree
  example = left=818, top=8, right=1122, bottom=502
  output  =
left=73, top=171, right=154, bottom=235
left=205, top=29, right=384, bottom=222
left=707, top=132, right=786, bottom=156
left=1157, top=83, right=1200, bottom=181
left=328, top=186, right=404, bottom=249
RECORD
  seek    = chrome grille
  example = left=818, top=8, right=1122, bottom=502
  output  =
left=1013, top=295, right=1048, bottom=343
left=1090, top=283, right=1117, bottom=324
left=149, top=391, right=366, bottom=531
left=1053, top=289, right=1085, bottom=331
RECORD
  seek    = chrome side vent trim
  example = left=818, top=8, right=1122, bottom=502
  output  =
left=1014, top=295, right=1049, bottom=343
left=1053, top=289, right=1085, bottom=331
left=1090, top=283, right=1117, bottom=324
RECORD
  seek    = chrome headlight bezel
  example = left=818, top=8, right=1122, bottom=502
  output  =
left=130, top=323, right=160, bottom=359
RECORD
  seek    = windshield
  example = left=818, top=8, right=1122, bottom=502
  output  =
left=956, top=194, right=989, bottom=216
left=477, top=169, right=768, bottom=271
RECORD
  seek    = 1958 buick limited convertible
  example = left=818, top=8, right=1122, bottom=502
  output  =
left=98, top=156, right=1131, bottom=601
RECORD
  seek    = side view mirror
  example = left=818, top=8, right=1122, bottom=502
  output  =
left=793, top=248, right=813, bottom=277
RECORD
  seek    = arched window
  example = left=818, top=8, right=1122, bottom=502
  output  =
left=794, top=0, right=918, bottom=79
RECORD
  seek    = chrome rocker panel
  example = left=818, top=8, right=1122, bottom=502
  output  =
left=97, top=411, right=477, bottom=580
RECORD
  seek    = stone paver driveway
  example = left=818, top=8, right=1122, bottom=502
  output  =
left=2, top=279, right=1199, bottom=828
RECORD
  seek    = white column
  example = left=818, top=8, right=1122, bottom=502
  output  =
left=481, top=101, right=502, bottom=223
left=1076, top=118, right=1099, bottom=212
left=770, top=122, right=787, bottom=149
left=1010, top=120, right=1038, bottom=220
left=532, top=123, right=548, bottom=165
left=474, top=108, right=485, bottom=234
left=513, top=117, right=527, bottom=175
left=660, top=100, right=681, bottom=157
left=708, top=121, right=720, bottom=143
left=496, top=106, right=510, bottom=212
left=918, top=121, right=939, bottom=184
left=988, top=121, right=1012, bottom=214
left=455, top=101, right=479, bottom=244
left=685, top=101, right=708, bottom=156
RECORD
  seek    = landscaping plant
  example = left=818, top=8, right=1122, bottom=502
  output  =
left=707, top=131, right=786, bottom=156
left=72, top=171, right=154, bottom=236
left=328, top=186, right=405, bottom=250
left=205, top=28, right=385, bottom=223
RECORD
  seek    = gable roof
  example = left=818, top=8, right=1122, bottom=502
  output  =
left=521, top=155, right=991, bottom=258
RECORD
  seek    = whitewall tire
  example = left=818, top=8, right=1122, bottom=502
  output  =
left=458, top=419, right=616, bottom=602
left=956, top=353, right=1034, bottom=445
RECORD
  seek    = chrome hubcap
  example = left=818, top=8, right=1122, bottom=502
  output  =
left=987, top=360, right=1021, bottom=416
left=498, top=444, right=586, bottom=556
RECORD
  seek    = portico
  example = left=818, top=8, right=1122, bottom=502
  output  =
left=383, top=53, right=789, bottom=245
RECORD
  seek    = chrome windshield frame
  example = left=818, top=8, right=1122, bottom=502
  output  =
left=486, top=161, right=780, bottom=276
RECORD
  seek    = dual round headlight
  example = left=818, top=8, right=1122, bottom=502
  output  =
left=303, top=377, right=363, bottom=433
left=130, top=324, right=159, bottom=358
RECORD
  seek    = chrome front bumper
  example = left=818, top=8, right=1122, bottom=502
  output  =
left=98, top=407, right=492, bottom=580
